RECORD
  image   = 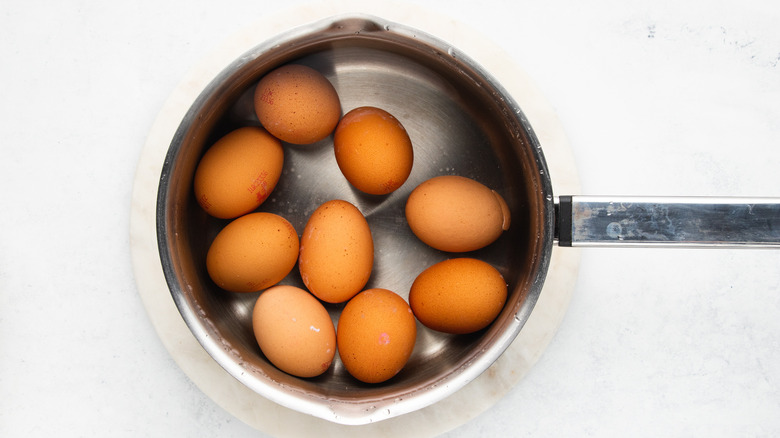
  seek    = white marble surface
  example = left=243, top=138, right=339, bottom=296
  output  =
left=129, top=2, right=581, bottom=433
left=2, top=0, right=780, bottom=437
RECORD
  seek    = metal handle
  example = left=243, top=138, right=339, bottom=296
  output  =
left=556, top=195, right=780, bottom=248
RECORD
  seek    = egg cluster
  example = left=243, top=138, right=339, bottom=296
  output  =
left=192, top=63, right=511, bottom=384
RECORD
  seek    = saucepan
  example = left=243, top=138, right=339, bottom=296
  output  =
left=155, top=14, right=780, bottom=425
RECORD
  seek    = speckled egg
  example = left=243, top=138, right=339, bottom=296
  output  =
left=206, top=212, right=299, bottom=293
left=333, top=106, right=414, bottom=195
left=298, top=200, right=374, bottom=303
left=252, top=285, right=337, bottom=378
left=253, top=64, right=341, bottom=145
left=336, top=288, right=417, bottom=383
left=409, top=258, right=507, bottom=334
left=405, top=175, right=511, bottom=252
left=193, top=126, right=283, bottom=219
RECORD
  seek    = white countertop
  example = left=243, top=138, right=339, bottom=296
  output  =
left=2, top=1, right=779, bottom=437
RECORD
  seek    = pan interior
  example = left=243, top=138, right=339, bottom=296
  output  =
left=157, top=15, right=550, bottom=423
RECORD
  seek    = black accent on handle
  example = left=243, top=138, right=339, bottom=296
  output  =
left=558, top=196, right=573, bottom=247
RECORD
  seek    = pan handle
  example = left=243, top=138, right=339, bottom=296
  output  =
left=556, top=195, right=780, bottom=248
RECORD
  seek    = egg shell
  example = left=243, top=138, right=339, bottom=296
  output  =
left=336, top=288, right=417, bottom=384
left=333, top=106, right=414, bottom=195
left=409, top=258, right=508, bottom=334
left=298, top=200, right=374, bottom=303
left=206, top=212, right=299, bottom=293
left=252, top=285, right=337, bottom=378
left=253, top=64, right=341, bottom=145
left=404, top=175, right=511, bottom=252
left=193, top=126, right=283, bottom=219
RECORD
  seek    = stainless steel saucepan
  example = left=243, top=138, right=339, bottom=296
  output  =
left=156, top=14, right=780, bottom=425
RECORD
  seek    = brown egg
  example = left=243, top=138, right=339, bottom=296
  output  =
left=298, top=200, right=374, bottom=303
left=333, top=106, right=414, bottom=195
left=252, top=285, right=336, bottom=378
left=336, top=288, right=417, bottom=383
left=193, top=126, right=284, bottom=219
left=405, top=175, right=511, bottom=252
left=253, top=64, right=341, bottom=145
left=409, top=258, right=507, bottom=334
left=206, top=212, right=299, bottom=293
